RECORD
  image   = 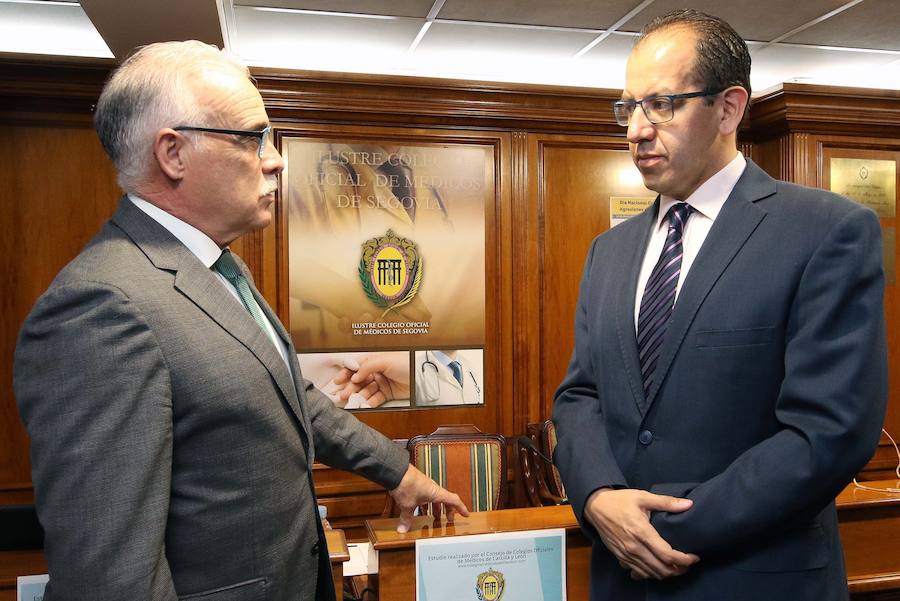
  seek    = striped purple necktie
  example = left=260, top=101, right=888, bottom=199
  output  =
left=637, top=202, right=693, bottom=397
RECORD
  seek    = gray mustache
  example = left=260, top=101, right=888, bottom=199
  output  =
left=262, top=175, right=279, bottom=196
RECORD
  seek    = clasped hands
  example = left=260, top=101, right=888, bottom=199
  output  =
left=319, top=353, right=410, bottom=409
left=585, top=488, right=699, bottom=580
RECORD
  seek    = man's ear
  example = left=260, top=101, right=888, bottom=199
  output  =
left=154, top=128, right=189, bottom=181
left=719, top=86, right=749, bottom=136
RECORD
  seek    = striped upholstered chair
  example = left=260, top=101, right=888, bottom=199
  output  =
left=407, top=424, right=507, bottom=515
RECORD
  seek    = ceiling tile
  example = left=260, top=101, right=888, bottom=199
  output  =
left=439, top=0, right=642, bottom=30
left=418, top=20, right=595, bottom=56
left=234, top=0, right=435, bottom=19
left=0, top=1, right=111, bottom=57
left=581, top=30, right=638, bottom=59
left=620, top=0, right=851, bottom=42
left=784, top=0, right=900, bottom=51
left=751, top=43, right=900, bottom=92
left=234, top=6, right=422, bottom=70
left=408, top=20, right=601, bottom=84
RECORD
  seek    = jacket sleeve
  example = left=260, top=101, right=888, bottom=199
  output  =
left=650, top=206, right=888, bottom=554
left=302, top=380, right=409, bottom=491
left=14, top=282, right=177, bottom=601
left=552, top=240, right=628, bottom=540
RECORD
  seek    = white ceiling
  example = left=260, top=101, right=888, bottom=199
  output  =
left=2, top=0, right=899, bottom=94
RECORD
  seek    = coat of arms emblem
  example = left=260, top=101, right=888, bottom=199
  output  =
left=358, top=229, right=423, bottom=318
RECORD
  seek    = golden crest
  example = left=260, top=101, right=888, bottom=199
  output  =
left=370, top=243, right=408, bottom=300
left=475, top=568, right=505, bottom=601
left=358, top=229, right=424, bottom=317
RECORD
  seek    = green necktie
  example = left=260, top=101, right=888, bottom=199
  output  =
left=213, top=250, right=278, bottom=347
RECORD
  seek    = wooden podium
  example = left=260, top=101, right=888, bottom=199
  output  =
left=366, top=505, right=590, bottom=601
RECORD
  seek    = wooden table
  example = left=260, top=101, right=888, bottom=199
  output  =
left=366, top=505, right=590, bottom=601
left=837, top=480, right=900, bottom=597
left=324, top=529, right=350, bottom=601
left=0, top=531, right=352, bottom=601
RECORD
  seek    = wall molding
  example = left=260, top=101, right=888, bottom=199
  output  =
left=751, top=83, right=900, bottom=141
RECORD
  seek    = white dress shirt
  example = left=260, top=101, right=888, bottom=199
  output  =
left=634, top=152, right=747, bottom=330
left=128, top=195, right=291, bottom=368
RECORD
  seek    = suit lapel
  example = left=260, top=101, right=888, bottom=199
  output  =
left=110, top=198, right=310, bottom=435
left=614, top=200, right=659, bottom=415
left=173, top=264, right=306, bottom=420
left=643, top=161, right=775, bottom=409
left=251, top=284, right=315, bottom=456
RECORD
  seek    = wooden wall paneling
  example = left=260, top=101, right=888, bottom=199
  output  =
left=749, top=133, right=813, bottom=184
left=753, top=137, right=783, bottom=181
left=496, top=132, right=517, bottom=437
left=0, top=124, right=121, bottom=496
left=255, top=68, right=624, bottom=135
left=527, top=134, right=652, bottom=421
left=0, top=56, right=111, bottom=128
left=512, top=130, right=539, bottom=435
left=271, top=122, right=513, bottom=442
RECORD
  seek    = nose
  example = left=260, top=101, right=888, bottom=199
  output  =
left=262, top=136, right=284, bottom=174
left=626, top=104, right=656, bottom=145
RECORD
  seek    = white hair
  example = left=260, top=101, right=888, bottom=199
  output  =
left=94, top=40, right=250, bottom=192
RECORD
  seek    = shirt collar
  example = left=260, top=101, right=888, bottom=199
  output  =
left=128, top=194, right=224, bottom=268
left=430, top=350, right=453, bottom=368
left=656, top=152, right=746, bottom=229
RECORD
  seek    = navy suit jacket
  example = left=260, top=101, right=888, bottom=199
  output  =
left=553, top=160, right=887, bottom=601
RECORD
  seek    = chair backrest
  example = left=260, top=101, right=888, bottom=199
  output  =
left=540, top=420, right=566, bottom=500
left=407, top=424, right=506, bottom=514
left=520, top=420, right=567, bottom=506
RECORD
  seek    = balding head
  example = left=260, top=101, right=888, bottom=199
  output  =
left=636, top=9, right=751, bottom=104
left=94, top=41, right=250, bottom=192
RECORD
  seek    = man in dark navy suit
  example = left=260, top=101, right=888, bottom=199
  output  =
left=553, top=9, right=887, bottom=601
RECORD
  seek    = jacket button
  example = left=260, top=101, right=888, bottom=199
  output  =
left=638, top=430, right=653, bottom=445
left=311, top=541, right=319, bottom=556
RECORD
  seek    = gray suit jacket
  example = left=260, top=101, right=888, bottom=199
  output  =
left=553, top=160, right=887, bottom=601
left=14, top=198, right=409, bottom=601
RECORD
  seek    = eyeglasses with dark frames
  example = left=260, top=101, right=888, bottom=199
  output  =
left=612, top=89, right=724, bottom=127
left=173, top=125, right=272, bottom=158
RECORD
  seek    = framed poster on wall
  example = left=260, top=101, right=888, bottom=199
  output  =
left=280, top=134, right=491, bottom=412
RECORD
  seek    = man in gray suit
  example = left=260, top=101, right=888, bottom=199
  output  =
left=553, top=10, right=887, bottom=601
left=14, top=41, right=467, bottom=601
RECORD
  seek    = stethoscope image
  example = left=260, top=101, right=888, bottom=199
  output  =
left=419, top=356, right=482, bottom=404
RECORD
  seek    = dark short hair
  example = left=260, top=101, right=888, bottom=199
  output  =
left=637, top=9, right=751, bottom=101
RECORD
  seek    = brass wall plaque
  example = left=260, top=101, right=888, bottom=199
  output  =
left=884, top=227, right=896, bottom=286
left=610, top=196, right=655, bottom=228
left=830, top=158, right=896, bottom=218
